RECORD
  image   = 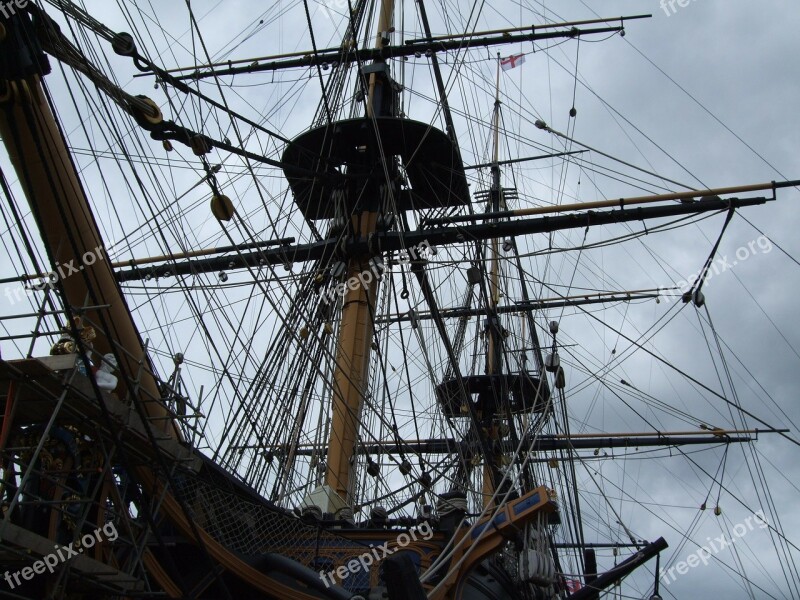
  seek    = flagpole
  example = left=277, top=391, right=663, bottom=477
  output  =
left=493, top=52, right=501, bottom=166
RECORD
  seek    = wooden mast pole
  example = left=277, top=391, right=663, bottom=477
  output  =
left=325, top=0, right=395, bottom=504
left=0, top=72, right=173, bottom=437
left=482, top=55, right=504, bottom=507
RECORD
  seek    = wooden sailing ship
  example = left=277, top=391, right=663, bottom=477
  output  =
left=0, top=1, right=797, bottom=599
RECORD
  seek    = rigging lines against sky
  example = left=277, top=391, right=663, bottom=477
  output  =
left=0, top=0, right=797, bottom=598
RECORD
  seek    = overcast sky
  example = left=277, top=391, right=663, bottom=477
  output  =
left=543, top=2, right=800, bottom=598
left=1, top=1, right=799, bottom=598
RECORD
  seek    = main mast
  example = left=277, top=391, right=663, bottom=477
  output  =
left=325, top=0, right=396, bottom=505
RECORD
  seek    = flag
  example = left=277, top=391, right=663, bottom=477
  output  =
left=500, top=53, right=526, bottom=71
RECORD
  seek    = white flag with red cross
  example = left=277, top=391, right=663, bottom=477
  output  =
left=500, top=53, right=526, bottom=71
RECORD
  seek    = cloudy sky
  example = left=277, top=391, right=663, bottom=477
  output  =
left=1, top=0, right=799, bottom=598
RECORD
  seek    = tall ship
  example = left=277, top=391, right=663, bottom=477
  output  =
left=0, top=1, right=798, bottom=598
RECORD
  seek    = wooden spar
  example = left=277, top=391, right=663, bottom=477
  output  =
left=156, top=14, right=650, bottom=77
left=547, top=429, right=771, bottom=438
left=426, top=181, right=784, bottom=226
left=325, top=215, right=380, bottom=502
left=245, top=428, right=769, bottom=452
left=325, top=0, right=395, bottom=504
left=108, top=179, right=787, bottom=281
left=112, top=195, right=769, bottom=284
left=365, top=0, right=394, bottom=118
left=107, top=238, right=294, bottom=269
left=0, top=61, right=214, bottom=597
left=511, top=182, right=778, bottom=216
left=155, top=47, right=327, bottom=75
left=407, top=14, right=652, bottom=43
left=0, top=76, right=174, bottom=439
left=176, top=25, right=626, bottom=81
left=14, top=238, right=295, bottom=277
left=378, top=288, right=664, bottom=323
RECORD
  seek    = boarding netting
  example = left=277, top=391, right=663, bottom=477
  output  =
left=171, top=473, right=369, bottom=567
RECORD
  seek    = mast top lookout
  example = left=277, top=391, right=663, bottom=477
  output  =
left=281, top=116, right=470, bottom=220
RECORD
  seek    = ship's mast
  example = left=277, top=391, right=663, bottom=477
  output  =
left=482, top=55, right=505, bottom=506
left=325, top=0, right=396, bottom=504
left=4, top=6, right=798, bottom=599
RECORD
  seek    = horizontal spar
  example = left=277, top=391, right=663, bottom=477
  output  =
left=155, top=15, right=650, bottom=77
left=569, top=537, right=667, bottom=600
left=114, top=195, right=768, bottom=282
left=425, top=179, right=797, bottom=226
left=377, top=290, right=663, bottom=324
left=172, top=25, right=625, bottom=80
left=236, top=431, right=771, bottom=457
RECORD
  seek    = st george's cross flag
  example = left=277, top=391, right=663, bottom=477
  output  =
left=500, top=53, right=526, bottom=71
